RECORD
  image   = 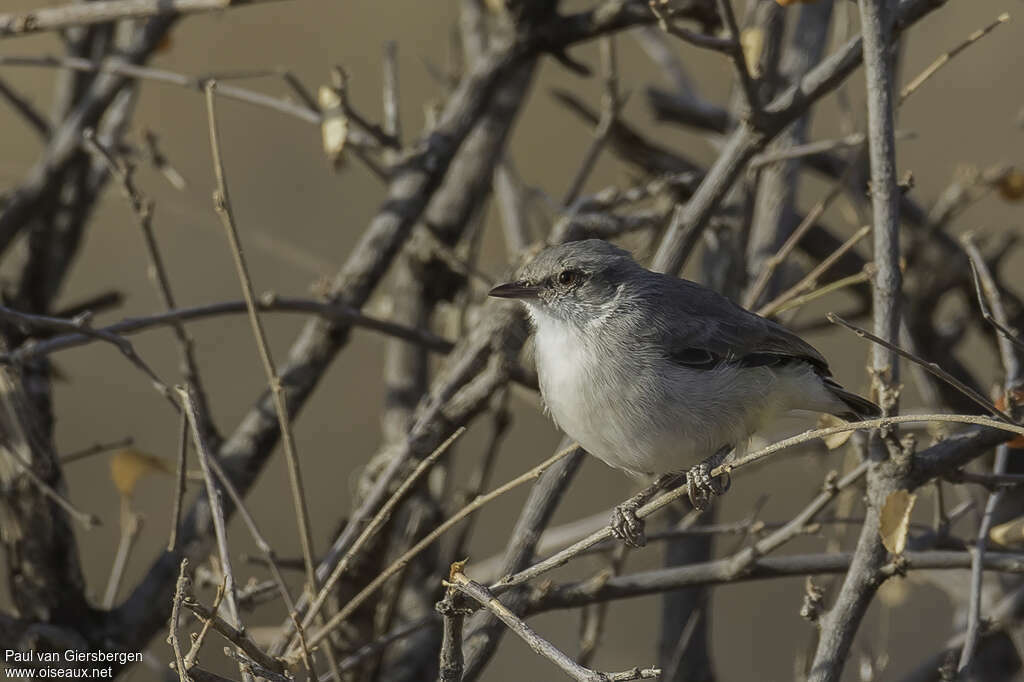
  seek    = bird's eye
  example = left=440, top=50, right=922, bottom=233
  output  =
left=557, top=270, right=580, bottom=286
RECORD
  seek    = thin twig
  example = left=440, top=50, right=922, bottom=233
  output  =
left=899, top=13, right=1011, bottom=103
left=827, top=313, right=1011, bottom=421
left=298, top=427, right=466, bottom=634
left=291, top=443, right=579, bottom=659
left=562, top=36, right=620, bottom=206
left=2, top=296, right=454, bottom=364
left=713, top=0, right=761, bottom=122
left=757, top=226, right=872, bottom=317
left=169, top=559, right=191, bottom=682
left=103, top=504, right=143, bottom=609
left=649, top=0, right=734, bottom=53
left=184, top=581, right=227, bottom=670
left=959, top=445, right=1010, bottom=672
left=176, top=385, right=243, bottom=630
left=0, top=0, right=285, bottom=38
left=448, top=571, right=660, bottom=682
left=0, top=305, right=178, bottom=411
left=768, top=268, right=874, bottom=317
left=744, top=179, right=851, bottom=310
left=182, top=599, right=287, bottom=676
left=81, top=128, right=217, bottom=442
left=205, top=80, right=319, bottom=601
left=963, top=234, right=1024, bottom=373
left=168, top=411, right=189, bottom=552
left=60, top=437, right=134, bottom=464
left=497, top=413, right=1024, bottom=594
left=749, top=130, right=915, bottom=170
left=1, top=440, right=100, bottom=529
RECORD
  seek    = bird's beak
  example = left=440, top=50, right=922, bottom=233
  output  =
left=488, top=280, right=541, bottom=300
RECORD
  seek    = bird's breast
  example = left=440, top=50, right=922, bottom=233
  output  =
left=532, top=317, right=677, bottom=476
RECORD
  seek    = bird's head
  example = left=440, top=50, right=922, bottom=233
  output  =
left=488, top=239, right=643, bottom=327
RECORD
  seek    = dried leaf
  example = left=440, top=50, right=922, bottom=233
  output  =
left=879, top=489, right=916, bottom=555
left=878, top=578, right=910, bottom=606
left=997, top=168, right=1024, bottom=201
left=818, top=414, right=853, bottom=450
left=318, top=86, right=348, bottom=166
left=110, top=448, right=172, bottom=498
left=775, top=0, right=819, bottom=5
left=740, top=28, right=764, bottom=77
left=990, top=517, right=1024, bottom=547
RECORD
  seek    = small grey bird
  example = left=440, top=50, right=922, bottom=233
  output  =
left=489, top=239, right=879, bottom=546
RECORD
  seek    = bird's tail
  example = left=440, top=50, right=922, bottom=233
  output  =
left=822, top=377, right=881, bottom=420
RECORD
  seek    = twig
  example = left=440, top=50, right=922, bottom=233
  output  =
left=496, top=414, right=1024, bottom=593
left=1, top=440, right=100, bottom=529
left=205, top=80, right=319, bottom=600
left=0, top=75, right=50, bottom=136
left=182, top=599, right=287, bottom=676
left=81, top=128, right=217, bottom=443
left=963, top=234, right=1024, bottom=374
left=562, top=36, right=620, bottom=206
left=437, top=563, right=468, bottom=682
left=0, top=54, right=321, bottom=126
left=448, top=570, right=660, bottom=682
left=168, top=411, right=188, bottom=552
left=292, top=443, right=579, bottom=659
left=713, top=0, right=761, bottom=122
left=331, top=617, right=437, bottom=675
left=222, top=649, right=290, bottom=682
left=184, top=581, right=227, bottom=670
left=767, top=268, right=874, bottom=317
left=756, top=225, right=872, bottom=317
left=526, top=550, right=1024, bottom=614
left=809, top=0, right=902, bottom=677
left=0, top=305, right=178, bottom=411
left=2, top=296, right=454, bottom=364
left=744, top=180, right=850, bottom=310
left=749, top=130, right=915, bottom=170
left=0, top=0, right=284, bottom=38
left=649, top=1, right=734, bottom=53
left=176, top=385, right=242, bottom=631
left=899, top=13, right=1011, bottom=103
left=298, top=427, right=466, bottom=634
left=103, top=504, right=143, bottom=608
left=827, top=312, right=1011, bottom=421
left=169, top=559, right=191, bottom=682
left=959, top=445, right=1010, bottom=672
left=200, top=445, right=309, bottom=674
left=60, top=437, right=133, bottom=464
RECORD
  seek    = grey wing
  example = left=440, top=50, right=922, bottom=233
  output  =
left=647, top=276, right=832, bottom=374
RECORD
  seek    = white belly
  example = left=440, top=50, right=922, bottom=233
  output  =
left=530, top=312, right=829, bottom=478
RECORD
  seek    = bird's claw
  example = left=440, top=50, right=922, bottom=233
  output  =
left=686, top=461, right=730, bottom=511
left=611, top=501, right=646, bottom=548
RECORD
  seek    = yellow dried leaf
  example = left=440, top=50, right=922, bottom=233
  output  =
left=878, top=578, right=910, bottom=606
left=110, top=448, right=172, bottom=498
left=879, top=489, right=916, bottom=555
left=818, top=414, right=853, bottom=450
left=990, top=517, right=1024, bottom=547
left=318, top=86, right=348, bottom=165
left=740, top=28, right=764, bottom=77
left=997, top=168, right=1024, bottom=201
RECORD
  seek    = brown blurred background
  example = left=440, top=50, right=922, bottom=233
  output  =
left=1, top=1, right=1022, bottom=680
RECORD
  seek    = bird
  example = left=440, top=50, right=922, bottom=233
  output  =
left=488, top=239, right=879, bottom=546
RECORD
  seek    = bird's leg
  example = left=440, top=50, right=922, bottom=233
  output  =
left=611, top=472, right=685, bottom=548
left=686, top=445, right=733, bottom=511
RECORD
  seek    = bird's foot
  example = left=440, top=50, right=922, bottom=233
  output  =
left=686, top=449, right=731, bottom=511
left=610, top=500, right=646, bottom=548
